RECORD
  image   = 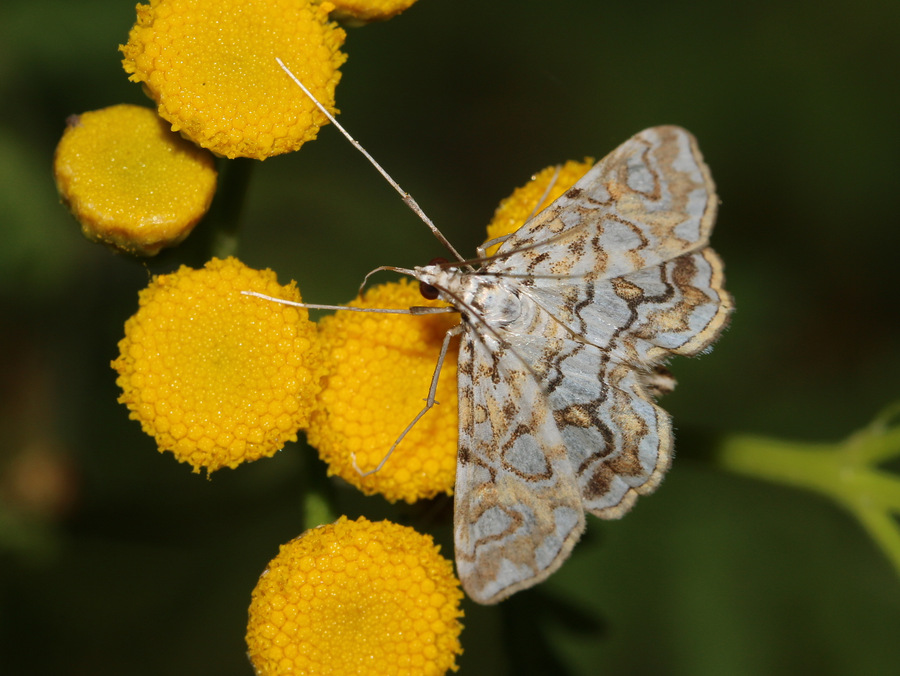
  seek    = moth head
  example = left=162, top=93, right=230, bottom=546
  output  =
left=416, top=256, right=455, bottom=301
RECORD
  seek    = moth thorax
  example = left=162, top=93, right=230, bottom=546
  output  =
left=469, top=279, right=522, bottom=327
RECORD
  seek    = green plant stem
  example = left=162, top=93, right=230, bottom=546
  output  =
left=208, top=157, right=254, bottom=259
left=719, top=431, right=900, bottom=576
left=302, top=488, right=337, bottom=532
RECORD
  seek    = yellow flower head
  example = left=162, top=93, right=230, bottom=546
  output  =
left=484, top=159, right=594, bottom=256
left=247, top=516, right=464, bottom=676
left=112, top=257, right=324, bottom=472
left=307, top=279, right=458, bottom=503
left=53, top=104, right=217, bottom=256
left=120, top=0, right=347, bottom=160
left=329, top=0, right=419, bottom=25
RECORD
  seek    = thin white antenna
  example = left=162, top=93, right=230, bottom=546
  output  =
left=276, top=57, right=469, bottom=267
left=240, top=290, right=456, bottom=316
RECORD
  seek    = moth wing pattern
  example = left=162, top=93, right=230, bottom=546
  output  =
left=491, top=125, right=720, bottom=280
left=449, top=125, right=732, bottom=603
left=453, top=329, right=586, bottom=604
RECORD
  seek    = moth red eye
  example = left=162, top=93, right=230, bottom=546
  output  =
left=419, top=257, right=448, bottom=300
left=419, top=282, right=439, bottom=300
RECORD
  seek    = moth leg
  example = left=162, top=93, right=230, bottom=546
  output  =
left=352, top=323, right=464, bottom=477
left=477, top=235, right=511, bottom=260
left=477, top=164, right=562, bottom=260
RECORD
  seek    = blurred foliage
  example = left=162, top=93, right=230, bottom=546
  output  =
left=2, top=0, right=899, bottom=674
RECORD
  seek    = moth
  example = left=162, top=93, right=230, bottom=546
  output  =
left=415, top=126, right=732, bottom=603
left=257, top=60, right=733, bottom=605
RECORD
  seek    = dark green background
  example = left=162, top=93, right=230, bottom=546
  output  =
left=2, top=1, right=899, bottom=674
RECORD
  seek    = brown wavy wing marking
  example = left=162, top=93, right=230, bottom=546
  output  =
left=567, top=361, right=672, bottom=519
left=516, top=250, right=729, bottom=392
left=636, top=247, right=733, bottom=358
left=532, top=329, right=672, bottom=520
left=453, top=329, right=585, bottom=605
left=487, top=126, right=718, bottom=283
left=526, top=249, right=728, bottom=517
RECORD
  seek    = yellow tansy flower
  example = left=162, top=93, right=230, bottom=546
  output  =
left=308, top=279, right=459, bottom=503
left=484, top=159, right=594, bottom=256
left=112, top=257, right=323, bottom=472
left=328, top=0, right=419, bottom=25
left=53, top=104, right=217, bottom=256
left=120, top=0, right=347, bottom=159
left=247, top=516, right=464, bottom=676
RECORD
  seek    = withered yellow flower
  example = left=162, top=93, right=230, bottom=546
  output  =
left=329, top=0, right=419, bottom=25
left=247, top=516, right=464, bottom=676
left=120, top=0, right=347, bottom=159
left=53, top=104, right=217, bottom=256
left=484, top=159, right=594, bottom=256
left=307, top=279, right=459, bottom=504
left=112, top=257, right=324, bottom=472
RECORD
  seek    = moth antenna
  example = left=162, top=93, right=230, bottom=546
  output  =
left=240, top=290, right=455, bottom=316
left=276, top=57, right=470, bottom=268
left=358, top=265, right=411, bottom=296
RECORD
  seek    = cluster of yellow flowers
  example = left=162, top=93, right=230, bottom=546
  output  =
left=53, top=0, right=419, bottom=257
left=107, top=159, right=589, bottom=673
left=53, top=0, right=595, bottom=671
left=112, top=161, right=592, bottom=488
